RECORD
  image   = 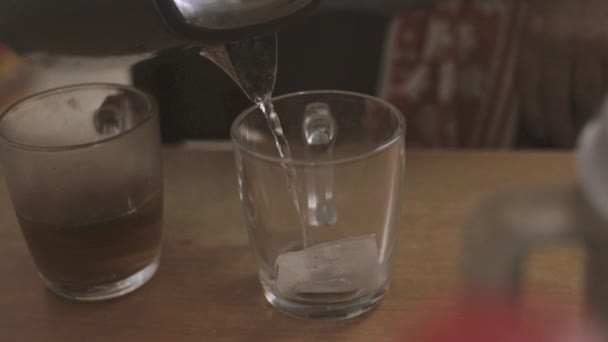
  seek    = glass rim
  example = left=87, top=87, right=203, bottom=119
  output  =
left=0, top=83, right=158, bottom=152
left=230, top=90, right=406, bottom=167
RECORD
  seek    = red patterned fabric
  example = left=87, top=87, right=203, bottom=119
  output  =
left=379, top=0, right=526, bottom=148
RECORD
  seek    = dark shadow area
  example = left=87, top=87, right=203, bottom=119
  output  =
left=132, top=11, right=390, bottom=143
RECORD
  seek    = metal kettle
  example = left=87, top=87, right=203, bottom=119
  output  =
left=0, top=0, right=318, bottom=56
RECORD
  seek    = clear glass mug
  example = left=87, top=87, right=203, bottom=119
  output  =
left=231, top=90, right=406, bottom=320
left=464, top=101, right=608, bottom=331
left=0, top=84, right=163, bottom=301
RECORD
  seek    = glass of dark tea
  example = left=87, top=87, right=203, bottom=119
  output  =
left=0, top=83, right=163, bottom=301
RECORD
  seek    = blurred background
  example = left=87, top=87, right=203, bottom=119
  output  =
left=1, top=0, right=606, bottom=149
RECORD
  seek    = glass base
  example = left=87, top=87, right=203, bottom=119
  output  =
left=41, top=254, right=160, bottom=301
left=263, top=282, right=390, bottom=320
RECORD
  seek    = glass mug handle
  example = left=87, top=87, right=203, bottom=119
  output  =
left=463, top=184, right=596, bottom=299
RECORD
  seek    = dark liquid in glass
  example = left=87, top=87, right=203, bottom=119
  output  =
left=18, top=192, right=163, bottom=286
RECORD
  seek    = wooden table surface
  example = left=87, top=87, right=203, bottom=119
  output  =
left=0, top=147, right=585, bottom=341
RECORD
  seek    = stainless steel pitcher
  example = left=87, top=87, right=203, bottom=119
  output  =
left=0, top=0, right=318, bottom=56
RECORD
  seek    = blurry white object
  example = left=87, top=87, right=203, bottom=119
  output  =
left=578, top=99, right=608, bottom=222
left=21, top=53, right=141, bottom=95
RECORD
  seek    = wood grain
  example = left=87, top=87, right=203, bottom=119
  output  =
left=0, top=148, right=583, bottom=341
